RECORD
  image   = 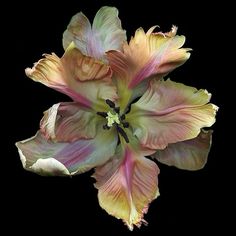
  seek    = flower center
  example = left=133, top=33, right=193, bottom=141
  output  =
left=106, top=111, right=120, bottom=127
left=96, top=99, right=130, bottom=143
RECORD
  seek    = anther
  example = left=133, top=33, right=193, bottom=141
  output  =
left=122, top=122, right=129, bottom=128
left=105, top=99, right=115, bottom=108
left=117, top=126, right=129, bottom=143
left=97, top=112, right=107, bottom=118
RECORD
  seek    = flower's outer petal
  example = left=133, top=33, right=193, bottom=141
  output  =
left=153, top=130, right=213, bottom=170
left=40, top=102, right=100, bottom=142
left=126, top=79, right=218, bottom=150
left=16, top=127, right=117, bottom=176
left=63, top=6, right=126, bottom=60
left=25, top=44, right=117, bottom=109
left=63, top=12, right=92, bottom=54
left=107, top=26, right=190, bottom=88
left=94, top=144, right=160, bottom=230
left=107, top=27, right=190, bottom=111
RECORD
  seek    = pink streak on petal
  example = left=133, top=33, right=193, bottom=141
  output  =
left=128, top=58, right=156, bottom=89
left=52, top=85, right=92, bottom=108
left=122, top=148, right=134, bottom=192
left=55, top=141, right=93, bottom=168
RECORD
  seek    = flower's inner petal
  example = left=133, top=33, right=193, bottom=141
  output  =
left=63, top=6, right=126, bottom=61
left=16, top=127, right=118, bottom=176
left=94, top=144, right=159, bottom=230
left=153, top=129, right=213, bottom=170
left=40, top=102, right=102, bottom=142
left=126, top=79, right=218, bottom=150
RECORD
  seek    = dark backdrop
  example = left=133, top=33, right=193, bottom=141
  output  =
left=5, top=0, right=228, bottom=235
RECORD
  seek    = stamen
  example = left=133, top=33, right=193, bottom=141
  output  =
left=117, top=126, right=129, bottom=143
left=106, top=99, right=115, bottom=108
left=97, top=112, right=107, bottom=118
left=122, top=122, right=129, bottom=128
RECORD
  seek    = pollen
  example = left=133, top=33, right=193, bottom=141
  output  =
left=106, top=111, right=120, bottom=127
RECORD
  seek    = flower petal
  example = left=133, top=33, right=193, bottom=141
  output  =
left=107, top=26, right=190, bottom=88
left=26, top=43, right=117, bottom=109
left=40, top=102, right=100, bottom=142
left=63, top=6, right=126, bottom=60
left=16, top=127, right=118, bottom=176
left=63, top=12, right=92, bottom=54
left=153, top=129, right=212, bottom=170
left=126, top=79, right=218, bottom=150
left=94, top=145, right=160, bottom=230
left=107, top=26, right=190, bottom=110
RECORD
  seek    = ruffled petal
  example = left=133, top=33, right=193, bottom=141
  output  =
left=25, top=43, right=117, bottom=109
left=63, top=6, right=126, bottom=60
left=126, top=79, right=218, bottom=150
left=107, top=26, right=190, bottom=110
left=153, top=130, right=213, bottom=170
left=40, top=102, right=100, bottom=142
left=94, top=144, right=160, bottom=230
left=16, top=128, right=118, bottom=176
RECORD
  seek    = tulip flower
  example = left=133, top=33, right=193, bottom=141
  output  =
left=16, top=6, right=218, bottom=230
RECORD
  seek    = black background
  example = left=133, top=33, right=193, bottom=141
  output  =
left=5, top=0, right=229, bottom=235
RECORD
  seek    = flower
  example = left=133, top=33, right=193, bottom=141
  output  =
left=16, top=6, right=218, bottom=230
